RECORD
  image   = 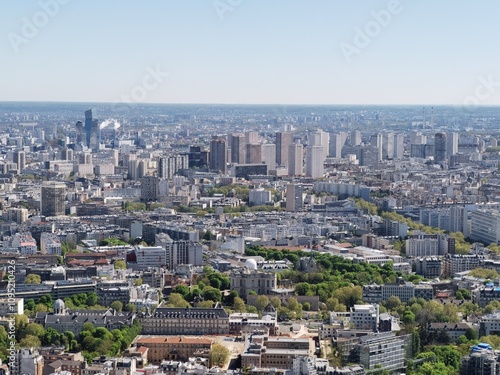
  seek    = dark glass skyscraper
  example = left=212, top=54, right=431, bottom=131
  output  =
left=434, top=133, right=447, bottom=164
left=209, top=136, right=227, bottom=174
left=84, top=109, right=99, bottom=150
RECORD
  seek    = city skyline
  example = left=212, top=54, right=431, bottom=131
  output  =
left=2, top=0, right=500, bottom=105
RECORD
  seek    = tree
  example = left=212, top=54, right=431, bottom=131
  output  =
left=295, top=282, right=310, bottom=296
left=24, top=299, right=36, bottom=312
left=255, top=296, right=270, bottom=312
left=270, top=296, right=282, bottom=309
left=173, top=285, right=190, bottom=297
left=233, top=297, right=246, bottom=313
left=465, top=328, right=477, bottom=341
left=19, top=335, right=41, bottom=348
left=209, top=343, right=230, bottom=367
left=432, top=345, right=462, bottom=371
left=402, top=311, right=416, bottom=325
left=124, top=303, right=136, bottom=312
left=134, top=278, right=143, bottom=286
left=24, top=274, right=41, bottom=284
left=114, top=260, right=126, bottom=269
left=86, top=292, right=98, bottom=306
left=24, top=323, right=45, bottom=338
left=110, top=301, right=123, bottom=312
left=167, top=293, right=190, bottom=308
left=469, top=268, right=499, bottom=280
left=287, top=297, right=302, bottom=313
left=385, top=296, right=402, bottom=311
left=326, top=297, right=346, bottom=312
left=203, top=287, right=222, bottom=302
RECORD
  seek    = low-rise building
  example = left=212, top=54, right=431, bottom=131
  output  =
left=134, top=336, right=213, bottom=364
left=480, top=312, right=500, bottom=336
left=139, top=303, right=230, bottom=335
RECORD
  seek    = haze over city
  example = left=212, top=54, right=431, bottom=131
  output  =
left=4, top=2, right=500, bottom=375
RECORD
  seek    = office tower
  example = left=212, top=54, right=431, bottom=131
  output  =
left=246, top=143, right=262, bottom=164
left=286, top=184, right=303, bottom=212
left=434, top=133, right=447, bottom=164
left=370, top=133, right=383, bottom=161
left=261, top=144, right=276, bottom=168
left=188, top=146, right=208, bottom=168
left=447, top=132, right=459, bottom=156
left=156, top=234, right=204, bottom=270
left=305, top=145, right=324, bottom=179
left=230, top=134, right=246, bottom=164
left=61, top=148, right=73, bottom=161
left=470, top=209, right=500, bottom=245
left=394, top=134, right=404, bottom=159
left=360, top=145, right=380, bottom=168
left=84, top=109, right=100, bottom=150
left=329, top=132, right=348, bottom=158
left=410, top=131, right=427, bottom=145
left=382, top=132, right=394, bottom=159
left=309, top=129, right=329, bottom=160
left=13, top=150, right=25, bottom=171
left=159, top=154, right=189, bottom=179
left=128, top=159, right=139, bottom=180
left=276, top=131, right=294, bottom=166
left=140, top=176, right=160, bottom=202
left=288, top=143, right=303, bottom=176
left=41, top=181, right=66, bottom=216
left=245, top=131, right=259, bottom=144
left=450, top=206, right=469, bottom=237
left=210, top=137, right=227, bottom=173
left=350, top=130, right=362, bottom=146
left=75, top=120, right=84, bottom=144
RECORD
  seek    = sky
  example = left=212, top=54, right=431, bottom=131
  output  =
left=2, top=0, right=500, bottom=105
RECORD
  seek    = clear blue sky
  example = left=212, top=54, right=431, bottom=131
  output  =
left=2, top=0, right=500, bottom=105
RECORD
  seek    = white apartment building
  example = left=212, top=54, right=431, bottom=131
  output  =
left=40, top=232, right=62, bottom=255
left=471, top=209, right=500, bottom=245
left=350, top=304, right=379, bottom=331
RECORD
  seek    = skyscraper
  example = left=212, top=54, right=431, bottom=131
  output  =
left=230, top=134, right=246, bottom=164
left=329, top=132, right=348, bottom=158
left=159, top=154, right=189, bottom=179
left=309, top=129, right=329, bottom=160
left=84, top=109, right=100, bottom=150
left=286, top=184, right=303, bottom=212
left=276, top=131, right=294, bottom=166
left=140, top=176, right=160, bottom=202
left=41, top=181, right=66, bottom=217
left=434, top=133, right=447, bottom=164
left=210, top=137, right=227, bottom=173
left=288, top=143, right=303, bottom=176
left=13, top=150, right=25, bottom=171
left=305, top=145, right=324, bottom=179
left=350, top=130, right=362, bottom=146
left=447, top=132, right=459, bottom=157
left=245, top=131, right=259, bottom=144
left=261, top=144, right=276, bottom=168
left=394, top=134, right=405, bottom=159
left=382, top=132, right=394, bottom=159
left=246, top=143, right=262, bottom=164
left=370, top=133, right=383, bottom=161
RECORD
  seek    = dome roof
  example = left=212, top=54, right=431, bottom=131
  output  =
left=54, top=299, right=65, bottom=310
left=244, top=258, right=258, bottom=270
